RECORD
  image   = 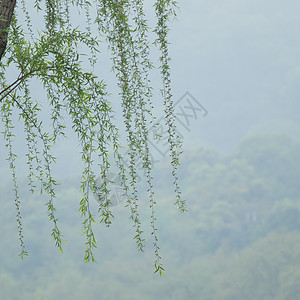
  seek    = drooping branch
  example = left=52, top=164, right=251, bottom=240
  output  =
left=0, top=0, right=16, bottom=61
left=0, top=0, right=183, bottom=274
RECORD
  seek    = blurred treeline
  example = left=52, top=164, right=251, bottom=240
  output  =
left=0, top=133, right=299, bottom=299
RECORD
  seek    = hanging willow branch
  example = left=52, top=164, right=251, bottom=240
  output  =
left=0, top=0, right=184, bottom=274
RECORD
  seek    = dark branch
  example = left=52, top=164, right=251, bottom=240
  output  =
left=0, top=69, right=37, bottom=102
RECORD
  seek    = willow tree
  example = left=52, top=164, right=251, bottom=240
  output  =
left=0, top=0, right=185, bottom=274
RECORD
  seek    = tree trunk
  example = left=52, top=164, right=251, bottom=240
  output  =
left=0, top=0, right=16, bottom=61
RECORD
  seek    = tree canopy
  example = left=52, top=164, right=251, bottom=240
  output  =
left=0, top=0, right=184, bottom=274
left=1, top=133, right=300, bottom=298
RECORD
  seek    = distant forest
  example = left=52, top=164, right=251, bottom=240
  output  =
left=0, top=133, right=299, bottom=299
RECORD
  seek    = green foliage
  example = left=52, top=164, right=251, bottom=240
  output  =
left=0, top=0, right=183, bottom=273
left=0, top=133, right=299, bottom=298
left=234, top=134, right=300, bottom=193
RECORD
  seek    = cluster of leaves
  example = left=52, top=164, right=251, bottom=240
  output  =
left=0, top=0, right=183, bottom=273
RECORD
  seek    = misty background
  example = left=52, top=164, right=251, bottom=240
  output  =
left=0, top=1, right=299, bottom=299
